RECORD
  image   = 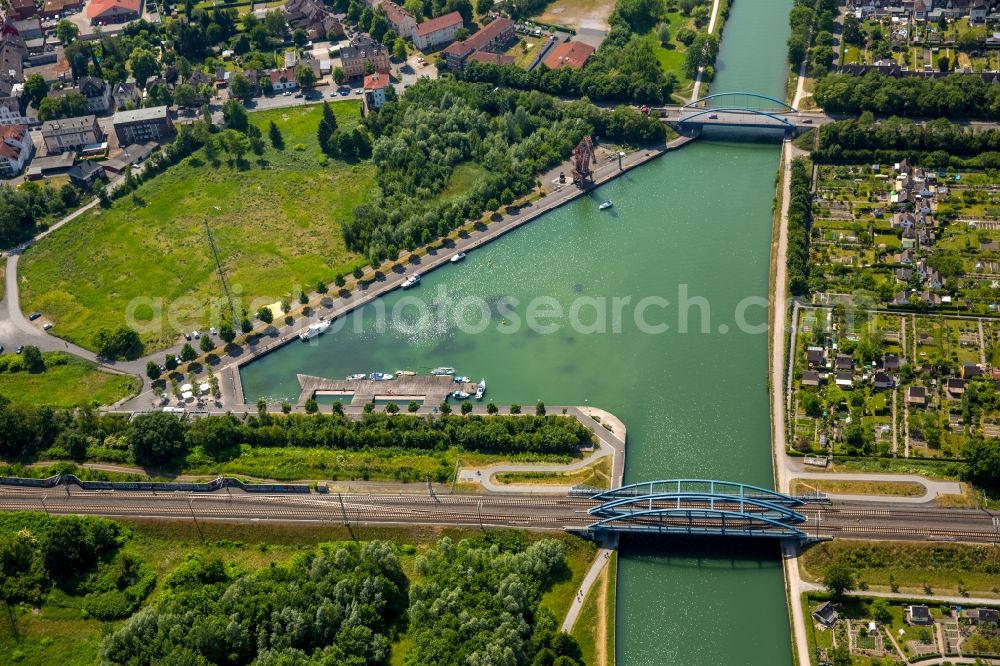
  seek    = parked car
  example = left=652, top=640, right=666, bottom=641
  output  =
left=282, top=91, right=291, bottom=96
left=184, top=332, right=191, bottom=340
left=210, top=327, right=218, bottom=335
left=192, top=330, right=200, bottom=339
left=43, top=323, right=52, bottom=330
left=16, top=346, right=22, bottom=354
left=28, top=311, right=41, bottom=321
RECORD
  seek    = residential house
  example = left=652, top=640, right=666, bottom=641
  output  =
left=413, top=11, right=463, bottom=50
left=53, top=76, right=113, bottom=113
left=907, top=385, right=927, bottom=405
left=883, top=355, right=902, bottom=371
left=913, top=0, right=928, bottom=19
left=268, top=67, right=297, bottom=91
left=873, top=371, right=893, bottom=390
left=8, top=0, right=39, bottom=21
left=41, top=114, right=102, bottom=153
left=112, top=106, right=174, bottom=145
left=543, top=40, right=595, bottom=69
left=381, top=0, right=417, bottom=40
left=0, top=124, right=32, bottom=177
left=186, top=69, right=213, bottom=88
left=282, top=0, right=344, bottom=40
left=0, top=93, right=29, bottom=126
left=101, top=141, right=157, bottom=174
left=812, top=602, right=838, bottom=628
left=25, top=150, right=73, bottom=178
left=66, top=160, right=105, bottom=188
left=801, top=371, right=823, bottom=387
left=971, top=0, right=990, bottom=21
left=906, top=605, right=934, bottom=626
left=961, top=608, right=1000, bottom=625
left=87, top=0, right=141, bottom=25
left=834, top=354, right=854, bottom=372
left=111, top=81, right=141, bottom=110
left=41, top=0, right=84, bottom=19
left=806, top=347, right=828, bottom=368
left=835, top=372, right=854, bottom=389
left=892, top=249, right=915, bottom=265
left=946, top=377, right=967, bottom=396
left=362, top=71, right=389, bottom=111
left=11, top=18, right=42, bottom=41
left=442, top=17, right=515, bottom=69
left=340, top=36, right=390, bottom=77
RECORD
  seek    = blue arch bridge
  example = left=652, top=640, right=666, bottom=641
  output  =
left=581, top=479, right=829, bottom=541
left=658, top=91, right=831, bottom=135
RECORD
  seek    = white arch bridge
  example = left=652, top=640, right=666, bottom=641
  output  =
left=656, top=92, right=833, bottom=135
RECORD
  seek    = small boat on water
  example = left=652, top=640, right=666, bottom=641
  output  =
left=402, top=273, right=421, bottom=289
left=475, top=379, right=486, bottom=400
left=453, top=375, right=471, bottom=383
left=451, top=390, right=471, bottom=400
left=395, top=370, right=416, bottom=376
left=346, top=373, right=366, bottom=380
left=599, top=201, right=613, bottom=210
left=369, top=372, right=394, bottom=381
left=299, top=320, right=331, bottom=341
left=450, top=252, right=466, bottom=263
left=431, top=367, right=455, bottom=376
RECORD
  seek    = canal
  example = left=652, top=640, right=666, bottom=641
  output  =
left=241, top=0, right=795, bottom=662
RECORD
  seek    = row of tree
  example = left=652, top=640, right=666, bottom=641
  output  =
left=813, top=72, right=1000, bottom=119
left=787, top=157, right=813, bottom=296
left=786, top=0, right=838, bottom=76
left=0, top=179, right=82, bottom=249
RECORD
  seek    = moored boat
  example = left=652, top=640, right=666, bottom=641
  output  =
left=369, top=372, right=394, bottom=381
left=453, top=375, right=471, bottom=383
left=451, top=390, right=471, bottom=400
left=346, top=373, right=366, bottom=380
left=395, top=370, right=416, bottom=376
left=599, top=201, right=613, bottom=210
left=475, top=379, right=486, bottom=400
left=402, top=273, right=421, bottom=289
left=450, top=252, right=466, bottom=263
left=299, top=320, right=331, bottom=341
left=431, top=367, right=455, bottom=376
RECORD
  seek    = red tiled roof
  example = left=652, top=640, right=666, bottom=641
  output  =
left=381, top=0, right=413, bottom=28
left=445, top=17, right=513, bottom=58
left=269, top=67, right=295, bottom=84
left=0, top=124, right=26, bottom=160
left=87, top=0, right=140, bottom=19
left=363, top=72, right=390, bottom=90
left=544, top=40, right=595, bottom=69
left=415, top=11, right=462, bottom=37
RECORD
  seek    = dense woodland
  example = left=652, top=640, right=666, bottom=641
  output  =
left=814, top=116, right=1000, bottom=167
left=786, top=0, right=838, bottom=77
left=813, top=73, right=1000, bottom=119
left=0, top=512, right=585, bottom=665
left=351, top=79, right=665, bottom=262
left=787, top=157, right=813, bottom=297
left=0, top=399, right=595, bottom=467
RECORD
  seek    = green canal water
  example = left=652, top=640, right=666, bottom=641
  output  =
left=241, top=0, right=795, bottom=662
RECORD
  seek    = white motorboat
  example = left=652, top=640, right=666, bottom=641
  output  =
left=369, top=372, right=394, bottom=381
left=450, top=252, right=466, bottom=263
left=431, top=367, right=455, bottom=376
left=402, top=273, right=421, bottom=289
left=599, top=201, right=613, bottom=210
left=395, top=370, right=416, bottom=376
left=346, top=373, right=366, bottom=380
left=451, top=390, right=471, bottom=400
left=454, top=375, right=471, bottom=383
left=475, top=379, right=486, bottom=400
left=299, top=320, right=331, bottom=341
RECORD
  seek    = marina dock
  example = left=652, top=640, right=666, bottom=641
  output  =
left=297, top=373, right=480, bottom=407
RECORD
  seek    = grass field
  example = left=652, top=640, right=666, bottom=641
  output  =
left=800, top=540, right=1000, bottom=598
left=0, top=354, right=139, bottom=407
left=572, top=551, right=616, bottom=666
left=790, top=479, right=925, bottom=497
left=0, top=516, right=597, bottom=666
left=494, top=455, right=612, bottom=489
left=19, top=103, right=376, bottom=353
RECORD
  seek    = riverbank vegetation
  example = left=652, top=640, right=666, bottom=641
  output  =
left=786, top=0, right=838, bottom=76
left=801, top=540, right=1000, bottom=598
left=0, top=404, right=596, bottom=483
left=19, top=103, right=375, bottom=352
left=0, top=351, right=138, bottom=408
left=350, top=78, right=665, bottom=262
left=0, top=513, right=594, bottom=666
left=787, top=156, right=814, bottom=296
left=814, top=72, right=1000, bottom=119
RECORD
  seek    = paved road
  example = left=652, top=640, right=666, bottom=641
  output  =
left=789, top=472, right=963, bottom=504
left=562, top=548, right=613, bottom=633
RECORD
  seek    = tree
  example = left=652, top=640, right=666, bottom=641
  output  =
left=185, top=414, right=240, bottom=459
left=386, top=402, right=399, bottom=414
left=316, top=281, right=328, bottom=294
left=23, top=74, right=48, bottom=108
left=684, top=33, right=719, bottom=78
left=408, top=400, right=420, bottom=413
left=180, top=343, right=197, bottom=362
left=844, top=420, right=874, bottom=455
left=230, top=72, right=252, bottom=100
left=93, top=326, right=141, bottom=360
left=55, top=19, right=79, bottom=45
left=486, top=401, right=498, bottom=415
left=657, top=23, right=670, bottom=46
left=173, top=83, right=200, bottom=108
left=257, top=306, right=274, bottom=324
left=393, top=37, right=407, bottom=62
left=335, top=274, right=346, bottom=288
left=219, top=322, right=236, bottom=344
left=164, top=354, right=178, bottom=371
left=304, top=398, right=318, bottom=413
left=510, top=403, right=521, bottom=414
left=460, top=401, right=473, bottom=414
left=352, top=266, right=363, bottom=280
left=830, top=645, right=851, bottom=666
left=129, top=412, right=188, bottom=466
left=295, top=65, right=317, bottom=89
left=535, top=401, right=545, bottom=416
left=439, top=401, right=452, bottom=415
left=199, top=335, right=214, bottom=353
left=220, top=129, right=250, bottom=162
left=870, top=598, right=892, bottom=625
left=21, top=346, right=44, bottom=373
left=333, top=67, right=346, bottom=85
left=938, top=55, right=950, bottom=72
left=280, top=299, right=291, bottom=314
left=293, top=28, right=308, bottom=47
left=128, top=47, right=161, bottom=88
left=146, top=361, right=162, bottom=381
left=298, top=290, right=308, bottom=305
left=222, top=99, right=248, bottom=131
left=268, top=120, right=284, bottom=149
left=823, top=561, right=855, bottom=598
left=240, top=317, right=252, bottom=333
left=963, top=437, right=1000, bottom=491
left=265, top=10, right=287, bottom=36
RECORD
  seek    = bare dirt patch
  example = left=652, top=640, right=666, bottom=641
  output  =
left=535, top=0, right=615, bottom=31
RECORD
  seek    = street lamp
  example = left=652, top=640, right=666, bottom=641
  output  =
left=617, top=151, right=625, bottom=171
